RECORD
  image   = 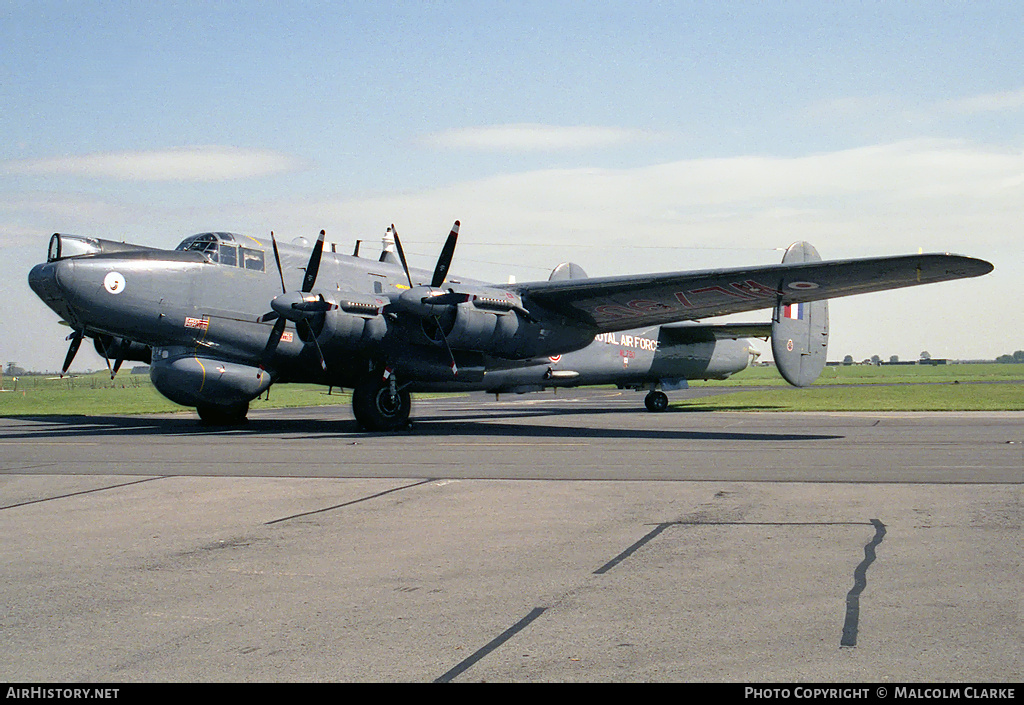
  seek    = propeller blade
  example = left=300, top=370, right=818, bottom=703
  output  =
left=301, top=230, right=326, bottom=292
left=434, top=316, right=458, bottom=377
left=299, top=320, right=328, bottom=371
left=260, top=318, right=288, bottom=369
left=61, top=330, right=84, bottom=376
left=271, top=231, right=286, bottom=294
left=430, top=220, right=460, bottom=288
left=390, top=224, right=415, bottom=289
left=111, top=357, right=124, bottom=379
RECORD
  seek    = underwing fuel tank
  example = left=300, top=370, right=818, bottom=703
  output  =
left=149, top=348, right=271, bottom=407
left=771, top=242, right=829, bottom=387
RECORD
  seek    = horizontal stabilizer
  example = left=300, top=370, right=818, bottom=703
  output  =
left=659, top=322, right=772, bottom=343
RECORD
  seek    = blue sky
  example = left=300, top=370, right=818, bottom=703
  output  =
left=2, top=1, right=1021, bottom=371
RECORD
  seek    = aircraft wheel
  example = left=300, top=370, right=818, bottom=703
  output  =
left=644, top=390, right=669, bottom=413
left=352, top=380, right=411, bottom=431
left=196, top=401, right=249, bottom=426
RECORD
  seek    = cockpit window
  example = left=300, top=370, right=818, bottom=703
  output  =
left=176, top=233, right=262, bottom=271
left=177, top=233, right=220, bottom=258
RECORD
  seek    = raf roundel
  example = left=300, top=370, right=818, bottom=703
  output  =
left=103, top=271, right=126, bottom=295
left=787, top=281, right=819, bottom=291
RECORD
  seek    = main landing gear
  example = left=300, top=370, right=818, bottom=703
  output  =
left=352, top=377, right=411, bottom=431
left=644, top=390, right=669, bottom=412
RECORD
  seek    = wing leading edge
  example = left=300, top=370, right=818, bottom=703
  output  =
left=512, top=252, right=992, bottom=333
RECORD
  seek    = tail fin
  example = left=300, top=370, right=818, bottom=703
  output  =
left=548, top=262, right=588, bottom=281
left=771, top=242, right=829, bottom=387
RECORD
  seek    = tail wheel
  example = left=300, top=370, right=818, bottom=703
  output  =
left=196, top=401, right=249, bottom=426
left=352, top=379, right=411, bottom=431
left=644, top=391, right=669, bottom=412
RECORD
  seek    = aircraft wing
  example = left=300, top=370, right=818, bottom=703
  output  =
left=511, top=253, right=992, bottom=333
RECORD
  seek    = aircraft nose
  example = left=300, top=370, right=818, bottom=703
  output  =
left=28, top=261, right=60, bottom=300
left=28, top=259, right=80, bottom=322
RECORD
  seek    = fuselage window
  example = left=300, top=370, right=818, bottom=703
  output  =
left=241, top=247, right=265, bottom=272
left=219, top=244, right=238, bottom=267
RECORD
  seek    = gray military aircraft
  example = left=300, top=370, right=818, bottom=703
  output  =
left=28, top=222, right=992, bottom=429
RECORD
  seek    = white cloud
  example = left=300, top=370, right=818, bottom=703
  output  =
left=943, top=87, right=1024, bottom=115
left=420, top=124, right=663, bottom=151
left=271, top=139, right=1022, bottom=255
left=2, top=146, right=307, bottom=182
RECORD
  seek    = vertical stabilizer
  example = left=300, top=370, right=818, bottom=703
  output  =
left=772, top=242, right=829, bottom=387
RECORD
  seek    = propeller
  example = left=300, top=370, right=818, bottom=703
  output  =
left=260, top=230, right=332, bottom=373
left=61, top=329, right=84, bottom=377
left=389, top=222, right=462, bottom=376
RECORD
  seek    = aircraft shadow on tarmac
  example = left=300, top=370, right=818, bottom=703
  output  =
left=3, top=410, right=843, bottom=443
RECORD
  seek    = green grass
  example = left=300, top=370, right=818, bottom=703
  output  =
left=1, top=363, right=1022, bottom=416
left=677, top=381, right=1024, bottom=412
left=693, top=362, right=1024, bottom=386
left=681, top=362, right=1024, bottom=411
left=0, top=373, right=350, bottom=417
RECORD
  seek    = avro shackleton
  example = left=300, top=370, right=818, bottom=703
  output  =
left=29, top=222, right=993, bottom=429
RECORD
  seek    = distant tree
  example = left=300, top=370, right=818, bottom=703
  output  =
left=842, top=355, right=854, bottom=365
left=919, top=351, right=931, bottom=361
left=5, top=362, right=25, bottom=376
left=996, top=350, right=1024, bottom=363
left=890, top=355, right=899, bottom=364
left=870, top=355, right=881, bottom=365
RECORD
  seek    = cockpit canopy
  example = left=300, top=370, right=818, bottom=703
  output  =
left=175, top=232, right=264, bottom=271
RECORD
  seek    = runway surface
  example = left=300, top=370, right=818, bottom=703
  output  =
left=1, top=389, right=1020, bottom=682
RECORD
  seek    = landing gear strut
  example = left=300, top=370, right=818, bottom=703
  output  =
left=644, top=390, right=669, bottom=412
left=352, top=378, right=411, bottom=431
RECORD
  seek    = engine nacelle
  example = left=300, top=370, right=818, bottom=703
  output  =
left=316, top=298, right=389, bottom=350
left=93, top=335, right=151, bottom=364
left=149, top=348, right=271, bottom=407
left=440, top=303, right=592, bottom=359
left=443, top=305, right=523, bottom=354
